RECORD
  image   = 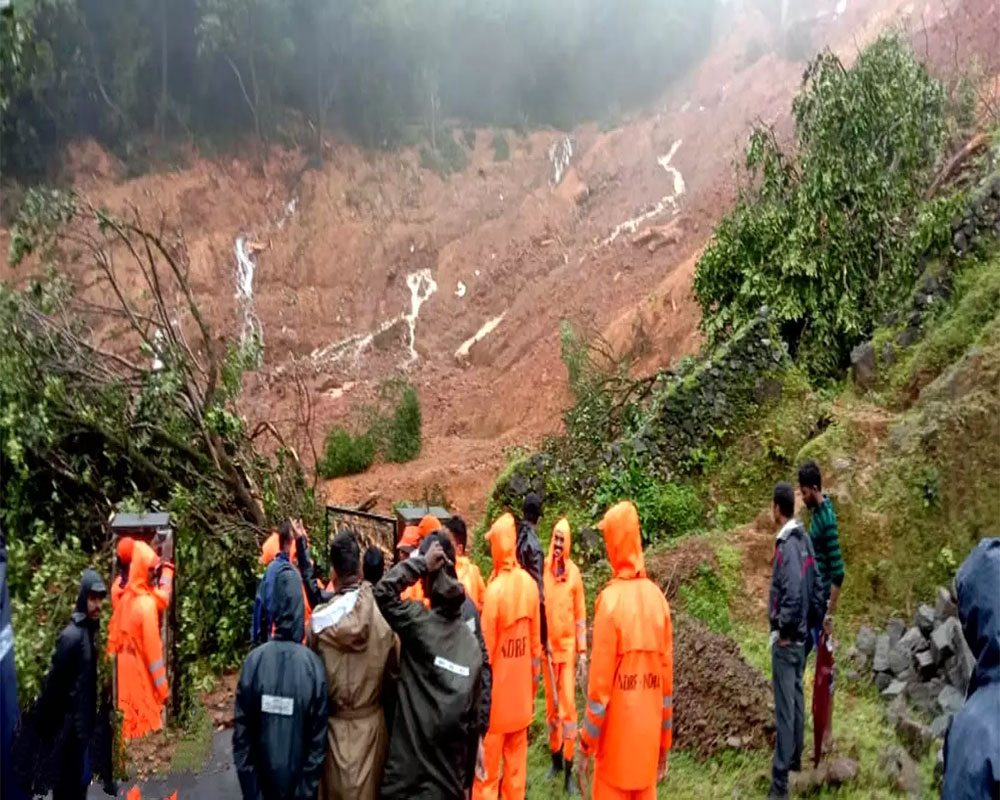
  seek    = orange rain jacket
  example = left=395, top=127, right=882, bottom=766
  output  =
left=481, top=513, right=541, bottom=734
left=398, top=527, right=429, bottom=607
left=543, top=518, right=586, bottom=664
left=110, top=541, right=169, bottom=739
left=456, top=555, right=486, bottom=612
left=110, top=538, right=173, bottom=616
left=581, top=502, right=673, bottom=791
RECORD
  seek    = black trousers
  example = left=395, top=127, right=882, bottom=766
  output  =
left=770, top=640, right=805, bottom=796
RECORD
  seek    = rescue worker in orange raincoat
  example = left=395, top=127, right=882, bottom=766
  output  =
left=542, top=518, right=587, bottom=794
left=109, top=541, right=169, bottom=739
left=446, top=516, right=486, bottom=612
left=473, top=512, right=541, bottom=800
left=580, top=501, right=673, bottom=800
left=397, top=526, right=428, bottom=607
left=111, top=537, right=174, bottom=616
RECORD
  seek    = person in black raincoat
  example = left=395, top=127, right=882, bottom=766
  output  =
left=14, top=568, right=115, bottom=799
left=942, top=537, right=1000, bottom=799
left=375, top=533, right=488, bottom=800
left=516, top=493, right=548, bottom=652
left=233, top=559, right=328, bottom=800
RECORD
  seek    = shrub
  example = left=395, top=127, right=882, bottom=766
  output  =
left=593, top=464, right=703, bottom=544
left=694, top=35, right=950, bottom=378
left=462, top=127, right=476, bottom=149
left=492, top=131, right=510, bottom=162
left=318, top=427, right=376, bottom=478
left=384, top=382, right=422, bottom=463
left=677, top=563, right=731, bottom=633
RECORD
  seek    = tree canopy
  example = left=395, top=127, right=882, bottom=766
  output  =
left=1, top=0, right=716, bottom=177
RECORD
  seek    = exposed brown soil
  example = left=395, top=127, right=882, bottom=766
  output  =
left=673, top=613, right=775, bottom=758
left=646, top=537, right=719, bottom=605
left=1, top=0, right=994, bottom=531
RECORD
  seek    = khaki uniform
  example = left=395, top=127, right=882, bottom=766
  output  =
left=309, top=581, right=397, bottom=800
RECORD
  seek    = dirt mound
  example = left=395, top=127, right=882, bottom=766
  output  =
left=645, top=537, right=717, bottom=604
left=673, top=613, right=775, bottom=758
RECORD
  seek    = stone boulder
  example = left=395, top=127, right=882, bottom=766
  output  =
left=915, top=604, right=937, bottom=636
left=896, top=713, right=934, bottom=758
left=850, top=341, right=877, bottom=389
left=935, top=586, right=958, bottom=620
left=887, top=618, right=906, bottom=649
left=881, top=745, right=923, bottom=798
left=856, top=625, right=878, bottom=656
left=873, top=633, right=891, bottom=672
left=930, top=713, right=952, bottom=740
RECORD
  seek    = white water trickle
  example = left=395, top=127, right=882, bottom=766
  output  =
left=151, top=328, right=165, bottom=371
left=657, top=139, right=686, bottom=197
left=548, top=137, right=574, bottom=187
left=234, top=236, right=262, bottom=347
left=402, top=269, right=438, bottom=366
left=602, top=140, right=686, bottom=247
left=455, top=313, right=507, bottom=362
left=456, top=281, right=467, bottom=298
left=835, top=0, right=847, bottom=14
left=310, top=269, right=438, bottom=371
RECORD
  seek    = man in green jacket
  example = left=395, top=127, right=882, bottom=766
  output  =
left=798, top=460, right=845, bottom=641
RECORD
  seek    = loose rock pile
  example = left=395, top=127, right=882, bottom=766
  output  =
left=845, top=585, right=972, bottom=756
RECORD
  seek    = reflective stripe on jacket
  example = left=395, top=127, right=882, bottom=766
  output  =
left=582, top=502, right=673, bottom=790
left=482, top=513, right=541, bottom=734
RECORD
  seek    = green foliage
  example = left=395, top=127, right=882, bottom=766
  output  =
left=7, top=524, right=93, bottom=707
left=592, top=464, right=703, bottom=545
left=317, top=427, right=376, bottom=479
left=677, top=563, right=731, bottom=633
left=420, top=131, right=469, bottom=178
left=492, top=130, right=510, bottom=161
left=383, top=380, right=422, bottom=463
left=694, top=36, right=951, bottom=378
left=2, top=193, right=317, bottom=717
left=319, top=377, right=421, bottom=478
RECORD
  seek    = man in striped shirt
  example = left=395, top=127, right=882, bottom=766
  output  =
left=798, top=461, right=845, bottom=642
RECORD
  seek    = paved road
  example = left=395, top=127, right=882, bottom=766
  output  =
left=84, top=730, right=240, bottom=799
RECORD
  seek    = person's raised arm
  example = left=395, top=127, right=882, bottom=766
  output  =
left=374, top=555, right=429, bottom=644
left=294, top=522, right=330, bottom=609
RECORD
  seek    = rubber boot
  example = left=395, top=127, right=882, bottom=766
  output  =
left=546, top=750, right=564, bottom=780
left=564, top=759, right=579, bottom=795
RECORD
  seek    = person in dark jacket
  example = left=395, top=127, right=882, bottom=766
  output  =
left=292, top=519, right=333, bottom=609
left=15, top=569, right=113, bottom=799
left=363, top=547, right=385, bottom=585
left=429, top=532, right=492, bottom=742
left=234, top=561, right=328, bottom=800
left=767, top=482, right=819, bottom=800
left=375, top=533, right=488, bottom=799
left=0, top=525, right=26, bottom=800
left=942, top=537, right=1000, bottom=799
left=516, top=492, right=548, bottom=652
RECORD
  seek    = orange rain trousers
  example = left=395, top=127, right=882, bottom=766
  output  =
left=475, top=727, right=528, bottom=800
left=543, top=658, right=578, bottom=760
left=592, top=770, right=656, bottom=800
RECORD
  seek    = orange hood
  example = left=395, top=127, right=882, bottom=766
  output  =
left=418, top=515, right=441, bottom=538
left=116, top=536, right=135, bottom=563
left=487, top=513, right=517, bottom=573
left=398, top=526, right=421, bottom=551
left=547, top=517, right=572, bottom=572
left=598, top=501, right=645, bottom=579
left=260, top=532, right=280, bottom=565
left=127, top=540, right=158, bottom=591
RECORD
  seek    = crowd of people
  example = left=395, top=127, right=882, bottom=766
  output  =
left=0, top=458, right=997, bottom=799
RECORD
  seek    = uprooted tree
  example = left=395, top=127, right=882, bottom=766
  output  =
left=2, top=189, right=319, bottom=715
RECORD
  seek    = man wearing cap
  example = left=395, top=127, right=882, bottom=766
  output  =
left=17, top=568, right=116, bottom=799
